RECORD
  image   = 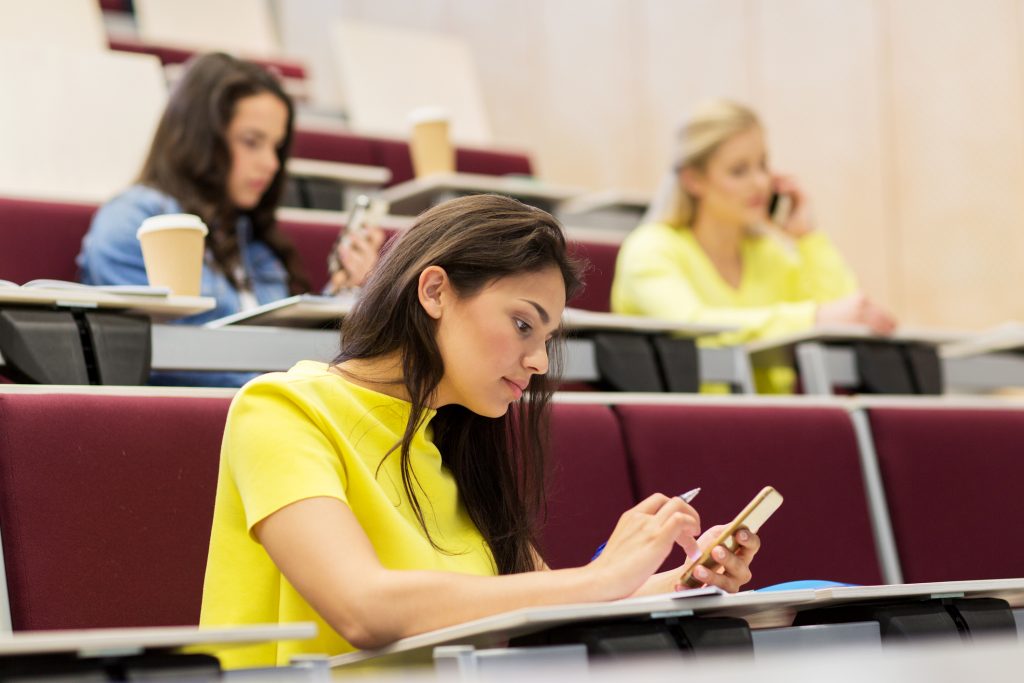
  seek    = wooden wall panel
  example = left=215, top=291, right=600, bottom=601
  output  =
left=444, top=0, right=548, bottom=161
left=751, top=0, right=896, bottom=310
left=635, top=0, right=753, bottom=193
left=529, top=0, right=645, bottom=189
left=885, top=0, right=1024, bottom=327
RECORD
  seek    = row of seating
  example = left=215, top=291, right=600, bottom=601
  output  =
left=0, top=388, right=1019, bottom=632
left=0, top=195, right=618, bottom=312
left=288, top=126, right=533, bottom=188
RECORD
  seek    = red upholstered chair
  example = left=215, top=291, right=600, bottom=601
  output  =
left=568, top=241, right=620, bottom=313
left=107, top=38, right=308, bottom=81
left=615, top=403, right=884, bottom=588
left=0, top=197, right=97, bottom=284
left=372, top=138, right=535, bottom=187
left=0, top=392, right=230, bottom=630
left=290, top=129, right=377, bottom=167
left=538, top=403, right=637, bottom=569
left=864, top=406, right=1024, bottom=583
left=277, top=218, right=339, bottom=293
left=455, top=148, right=533, bottom=179
left=371, top=139, right=417, bottom=187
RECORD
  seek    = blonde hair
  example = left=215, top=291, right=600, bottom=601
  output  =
left=644, top=99, right=761, bottom=227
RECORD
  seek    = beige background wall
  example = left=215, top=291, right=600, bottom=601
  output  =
left=279, top=0, right=1024, bottom=329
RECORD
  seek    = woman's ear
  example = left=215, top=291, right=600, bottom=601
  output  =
left=417, top=265, right=449, bottom=320
left=680, top=166, right=704, bottom=198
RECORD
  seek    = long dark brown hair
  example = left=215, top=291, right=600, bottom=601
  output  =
left=336, top=194, right=584, bottom=575
left=137, top=52, right=309, bottom=293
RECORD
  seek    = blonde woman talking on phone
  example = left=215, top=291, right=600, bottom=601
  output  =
left=611, top=99, right=896, bottom=393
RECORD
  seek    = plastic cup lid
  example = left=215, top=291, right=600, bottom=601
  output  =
left=407, top=106, right=450, bottom=126
left=137, top=213, right=209, bottom=238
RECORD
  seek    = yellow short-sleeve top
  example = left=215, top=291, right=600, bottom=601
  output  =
left=611, top=223, right=858, bottom=392
left=198, top=361, right=496, bottom=669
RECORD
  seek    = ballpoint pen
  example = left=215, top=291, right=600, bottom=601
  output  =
left=590, top=487, right=701, bottom=561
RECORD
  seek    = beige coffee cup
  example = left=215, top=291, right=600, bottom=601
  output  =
left=408, top=106, right=455, bottom=178
left=136, top=214, right=208, bottom=296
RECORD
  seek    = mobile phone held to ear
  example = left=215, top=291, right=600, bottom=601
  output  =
left=678, top=486, right=783, bottom=589
left=768, top=192, right=793, bottom=226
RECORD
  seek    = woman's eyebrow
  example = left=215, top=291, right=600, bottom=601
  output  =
left=519, top=299, right=550, bottom=324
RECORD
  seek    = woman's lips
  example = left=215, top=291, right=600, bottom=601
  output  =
left=503, top=378, right=524, bottom=400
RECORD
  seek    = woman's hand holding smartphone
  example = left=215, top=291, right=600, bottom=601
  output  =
left=325, top=195, right=386, bottom=295
left=770, top=175, right=814, bottom=239
left=675, top=486, right=779, bottom=592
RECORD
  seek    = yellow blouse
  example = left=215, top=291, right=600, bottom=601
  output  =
left=611, top=222, right=857, bottom=392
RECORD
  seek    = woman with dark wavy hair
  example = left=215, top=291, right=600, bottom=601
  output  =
left=77, top=52, right=381, bottom=386
left=198, top=195, right=760, bottom=669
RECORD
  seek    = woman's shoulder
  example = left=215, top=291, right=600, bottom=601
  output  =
left=232, top=361, right=391, bottom=414
left=619, top=221, right=696, bottom=259
left=91, top=185, right=183, bottom=235
left=230, top=361, right=417, bottom=433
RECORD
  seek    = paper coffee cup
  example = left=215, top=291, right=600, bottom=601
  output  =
left=136, top=214, right=209, bottom=297
left=408, top=106, right=455, bottom=178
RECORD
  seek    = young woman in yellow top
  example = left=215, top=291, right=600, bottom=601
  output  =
left=612, top=99, right=896, bottom=392
left=199, top=195, right=761, bottom=668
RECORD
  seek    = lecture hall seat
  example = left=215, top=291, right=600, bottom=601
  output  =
left=864, top=405, right=1024, bottom=583
left=539, top=403, right=638, bottom=569
left=0, top=392, right=230, bottom=629
left=615, top=403, right=885, bottom=588
left=568, top=240, right=619, bottom=313
left=0, top=197, right=94, bottom=284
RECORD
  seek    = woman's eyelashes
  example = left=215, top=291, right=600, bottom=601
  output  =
left=513, top=317, right=532, bottom=335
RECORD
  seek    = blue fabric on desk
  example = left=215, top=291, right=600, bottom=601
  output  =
left=756, top=580, right=859, bottom=592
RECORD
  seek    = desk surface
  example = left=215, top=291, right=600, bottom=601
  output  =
left=940, top=321, right=1024, bottom=359
left=203, top=293, right=356, bottom=328
left=558, top=189, right=650, bottom=216
left=563, top=308, right=735, bottom=336
left=377, top=172, right=585, bottom=215
left=0, top=287, right=215, bottom=322
left=329, top=577, right=1024, bottom=668
left=205, top=297, right=736, bottom=337
left=286, top=157, right=391, bottom=186
left=0, top=623, right=316, bottom=657
left=748, top=325, right=968, bottom=354
left=330, top=587, right=818, bottom=667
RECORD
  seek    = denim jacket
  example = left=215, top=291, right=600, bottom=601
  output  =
left=77, top=185, right=291, bottom=387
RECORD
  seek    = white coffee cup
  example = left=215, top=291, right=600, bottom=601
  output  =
left=408, top=106, right=455, bottom=178
left=136, top=214, right=209, bottom=297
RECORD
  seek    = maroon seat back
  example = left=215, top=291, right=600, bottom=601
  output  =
left=0, top=393, right=230, bottom=630
left=107, top=38, right=308, bottom=80
left=539, top=403, right=636, bottom=569
left=290, top=129, right=376, bottom=167
left=615, top=404, right=883, bottom=588
left=0, top=197, right=96, bottom=284
left=865, top=407, right=1024, bottom=583
left=456, top=148, right=532, bottom=179
left=371, top=137, right=534, bottom=187
left=569, top=241, right=620, bottom=312
left=277, top=219, right=338, bottom=293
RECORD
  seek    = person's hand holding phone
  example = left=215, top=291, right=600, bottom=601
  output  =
left=326, top=226, right=386, bottom=295
left=673, top=525, right=761, bottom=593
left=771, top=175, right=815, bottom=239
left=586, top=493, right=702, bottom=600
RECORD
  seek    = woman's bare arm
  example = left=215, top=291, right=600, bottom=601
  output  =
left=255, top=494, right=698, bottom=650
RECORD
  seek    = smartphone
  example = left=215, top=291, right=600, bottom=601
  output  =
left=678, top=486, right=784, bottom=588
left=767, top=192, right=792, bottom=226
left=327, top=194, right=372, bottom=277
